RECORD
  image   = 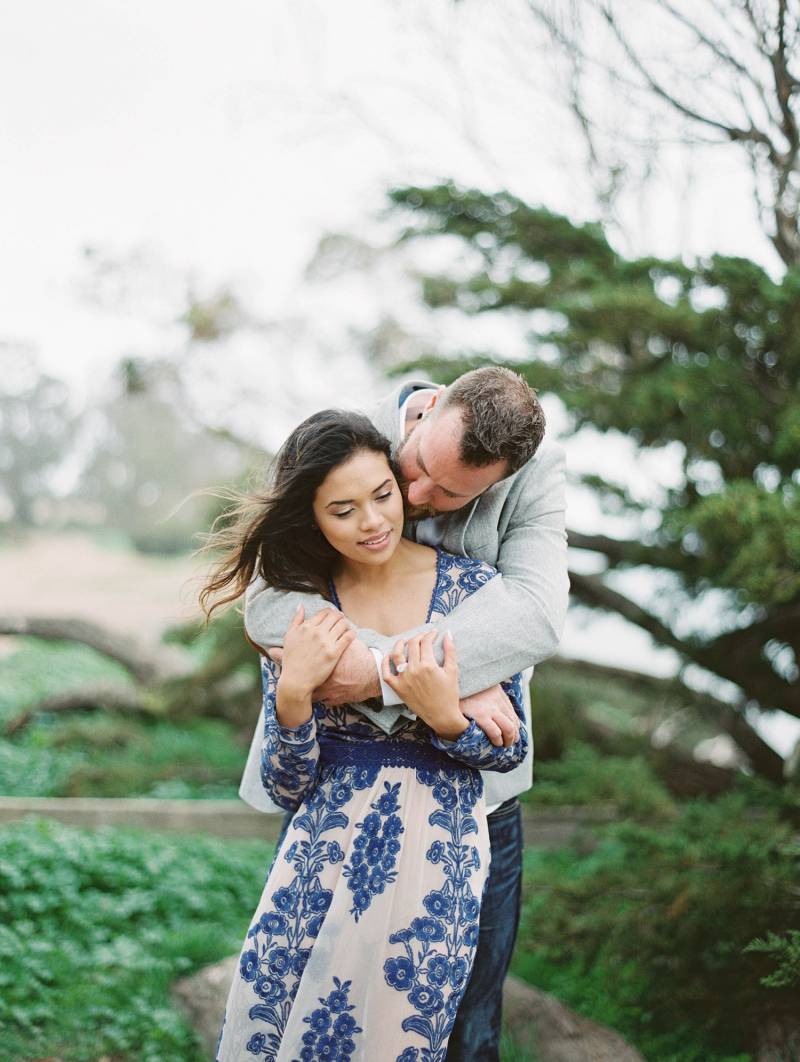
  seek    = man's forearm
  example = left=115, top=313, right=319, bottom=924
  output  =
left=244, top=575, right=413, bottom=734
left=360, top=571, right=563, bottom=700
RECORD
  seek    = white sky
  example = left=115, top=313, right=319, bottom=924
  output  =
left=2, top=0, right=796, bottom=755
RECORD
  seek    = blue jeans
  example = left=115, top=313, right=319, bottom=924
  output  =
left=445, top=797, right=523, bottom=1062
left=268, top=796, right=523, bottom=1062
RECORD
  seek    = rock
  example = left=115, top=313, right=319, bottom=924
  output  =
left=170, top=955, right=237, bottom=1058
left=503, top=974, right=645, bottom=1062
left=170, top=960, right=645, bottom=1062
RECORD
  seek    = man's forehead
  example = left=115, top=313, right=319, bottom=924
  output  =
left=421, top=408, right=501, bottom=493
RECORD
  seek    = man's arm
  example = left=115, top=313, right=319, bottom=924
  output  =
left=361, top=442, right=569, bottom=698
left=243, top=580, right=413, bottom=733
left=245, top=441, right=567, bottom=708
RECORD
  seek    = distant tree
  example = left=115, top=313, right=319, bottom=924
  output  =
left=382, top=180, right=800, bottom=784
left=76, top=357, right=253, bottom=554
left=0, top=343, right=78, bottom=528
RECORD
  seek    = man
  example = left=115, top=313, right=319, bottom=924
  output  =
left=239, top=366, right=569, bottom=1061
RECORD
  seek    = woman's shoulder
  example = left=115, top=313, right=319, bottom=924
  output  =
left=436, top=548, right=498, bottom=597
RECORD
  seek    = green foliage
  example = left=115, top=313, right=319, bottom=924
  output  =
left=382, top=181, right=800, bottom=769
left=530, top=741, right=676, bottom=820
left=513, top=793, right=800, bottom=1059
left=0, top=640, right=250, bottom=798
left=0, top=817, right=273, bottom=1061
left=744, top=930, right=800, bottom=990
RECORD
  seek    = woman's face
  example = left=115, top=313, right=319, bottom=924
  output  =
left=312, top=449, right=405, bottom=566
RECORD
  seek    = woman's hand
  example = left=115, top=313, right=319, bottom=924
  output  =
left=277, top=605, right=356, bottom=701
left=381, top=631, right=468, bottom=741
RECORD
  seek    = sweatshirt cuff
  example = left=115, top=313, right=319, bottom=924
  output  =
left=369, top=646, right=404, bottom=707
left=431, top=718, right=480, bottom=752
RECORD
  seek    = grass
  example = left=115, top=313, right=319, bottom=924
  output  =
left=0, top=639, right=248, bottom=799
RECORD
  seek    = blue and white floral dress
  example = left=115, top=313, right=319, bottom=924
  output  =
left=216, top=549, right=528, bottom=1062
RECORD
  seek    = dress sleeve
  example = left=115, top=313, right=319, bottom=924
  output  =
left=259, top=655, right=321, bottom=811
left=430, top=672, right=529, bottom=774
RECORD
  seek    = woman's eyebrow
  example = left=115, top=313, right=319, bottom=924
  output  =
left=325, top=479, right=392, bottom=508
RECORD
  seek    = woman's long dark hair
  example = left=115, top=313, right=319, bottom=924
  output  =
left=198, top=409, right=400, bottom=621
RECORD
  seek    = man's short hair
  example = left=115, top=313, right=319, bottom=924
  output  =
left=438, top=366, right=545, bottom=476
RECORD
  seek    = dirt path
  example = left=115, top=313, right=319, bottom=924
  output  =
left=0, top=530, right=207, bottom=642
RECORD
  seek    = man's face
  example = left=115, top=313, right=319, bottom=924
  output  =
left=396, top=397, right=509, bottom=517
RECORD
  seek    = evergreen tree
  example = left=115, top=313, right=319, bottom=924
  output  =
left=383, top=180, right=799, bottom=783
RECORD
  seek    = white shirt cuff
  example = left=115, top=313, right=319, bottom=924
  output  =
left=369, top=646, right=404, bottom=707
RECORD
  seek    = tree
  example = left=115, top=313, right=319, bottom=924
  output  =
left=522, top=0, right=800, bottom=268
left=381, top=179, right=800, bottom=783
left=0, top=343, right=78, bottom=527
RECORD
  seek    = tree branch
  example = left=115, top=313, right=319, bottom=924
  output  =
left=4, top=683, right=154, bottom=737
left=600, top=5, right=780, bottom=159
left=552, top=654, right=785, bottom=782
left=568, top=573, right=800, bottom=723
left=0, top=615, right=192, bottom=685
left=568, top=529, right=686, bottom=571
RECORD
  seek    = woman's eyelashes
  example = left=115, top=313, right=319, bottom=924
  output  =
left=332, top=491, right=393, bottom=519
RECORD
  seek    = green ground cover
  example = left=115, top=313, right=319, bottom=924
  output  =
left=0, top=817, right=535, bottom=1062
left=0, top=817, right=273, bottom=1061
left=0, top=640, right=246, bottom=799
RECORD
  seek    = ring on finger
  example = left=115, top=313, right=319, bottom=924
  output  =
left=395, top=661, right=408, bottom=673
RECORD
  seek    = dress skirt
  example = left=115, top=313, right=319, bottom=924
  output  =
left=215, top=738, right=491, bottom=1062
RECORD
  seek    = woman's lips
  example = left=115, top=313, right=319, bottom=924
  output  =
left=358, top=529, right=392, bottom=550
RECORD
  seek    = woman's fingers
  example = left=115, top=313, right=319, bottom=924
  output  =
left=419, top=630, right=438, bottom=666
left=382, top=651, right=400, bottom=688
left=391, top=639, right=408, bottom=674
left=334, top=621, right=355, bottom=643
left=442, top=630, right=458, bottom=672
left=308, top=607, right=341, bottom=629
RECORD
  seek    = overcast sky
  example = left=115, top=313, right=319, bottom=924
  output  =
left=3, top=0, right=795, bottom=755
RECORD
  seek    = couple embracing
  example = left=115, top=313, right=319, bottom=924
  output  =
left=201, top=367, right=569, bottom=1061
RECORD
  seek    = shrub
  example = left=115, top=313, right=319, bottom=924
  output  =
left=513, top=791, right=800, bottom=1060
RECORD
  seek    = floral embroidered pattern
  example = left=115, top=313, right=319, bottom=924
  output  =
left=342, top=779, right=405, bottom=920
left=233, top=761, right=378, bottom=1060
left=382, top=769, right=485, bottom=1061
left=217, top=550, right=528, bottom=1061
left=431, top=672, right=528, bottom=774
left=259, top=656, right=321, bottom=812
left=297, top=977, right=363, bottom=1061
left=428, top=551, right=497, bottom=620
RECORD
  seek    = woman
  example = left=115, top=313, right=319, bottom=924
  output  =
left=201, top=410, right=527, bottom=1062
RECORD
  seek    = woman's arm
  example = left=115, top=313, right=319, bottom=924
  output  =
left=259, top=655, right=321, bottom=812
left=430, top=673, right=528, bottom=774
left=259, top=606, right=354, bottom=811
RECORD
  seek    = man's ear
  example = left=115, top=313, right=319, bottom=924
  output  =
left=424, top=385, right=446, bottom=414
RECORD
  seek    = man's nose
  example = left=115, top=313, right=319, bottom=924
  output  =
left=407, top=477, right=433, bottom=505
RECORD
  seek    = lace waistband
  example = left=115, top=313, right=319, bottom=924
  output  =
left=318, top=735, right=455, bottom=771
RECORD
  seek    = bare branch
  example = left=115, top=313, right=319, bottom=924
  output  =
left=599, top=4, right=780, bottom=158
left=654, top=0, right=775, bottom=118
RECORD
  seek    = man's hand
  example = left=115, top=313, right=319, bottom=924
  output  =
left=267, top=636, right=380, bottom=705
left=460, top=685, right=519, bottom=748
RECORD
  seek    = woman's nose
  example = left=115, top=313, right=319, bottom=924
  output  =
left=359, top=503, right=383, bottom=529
